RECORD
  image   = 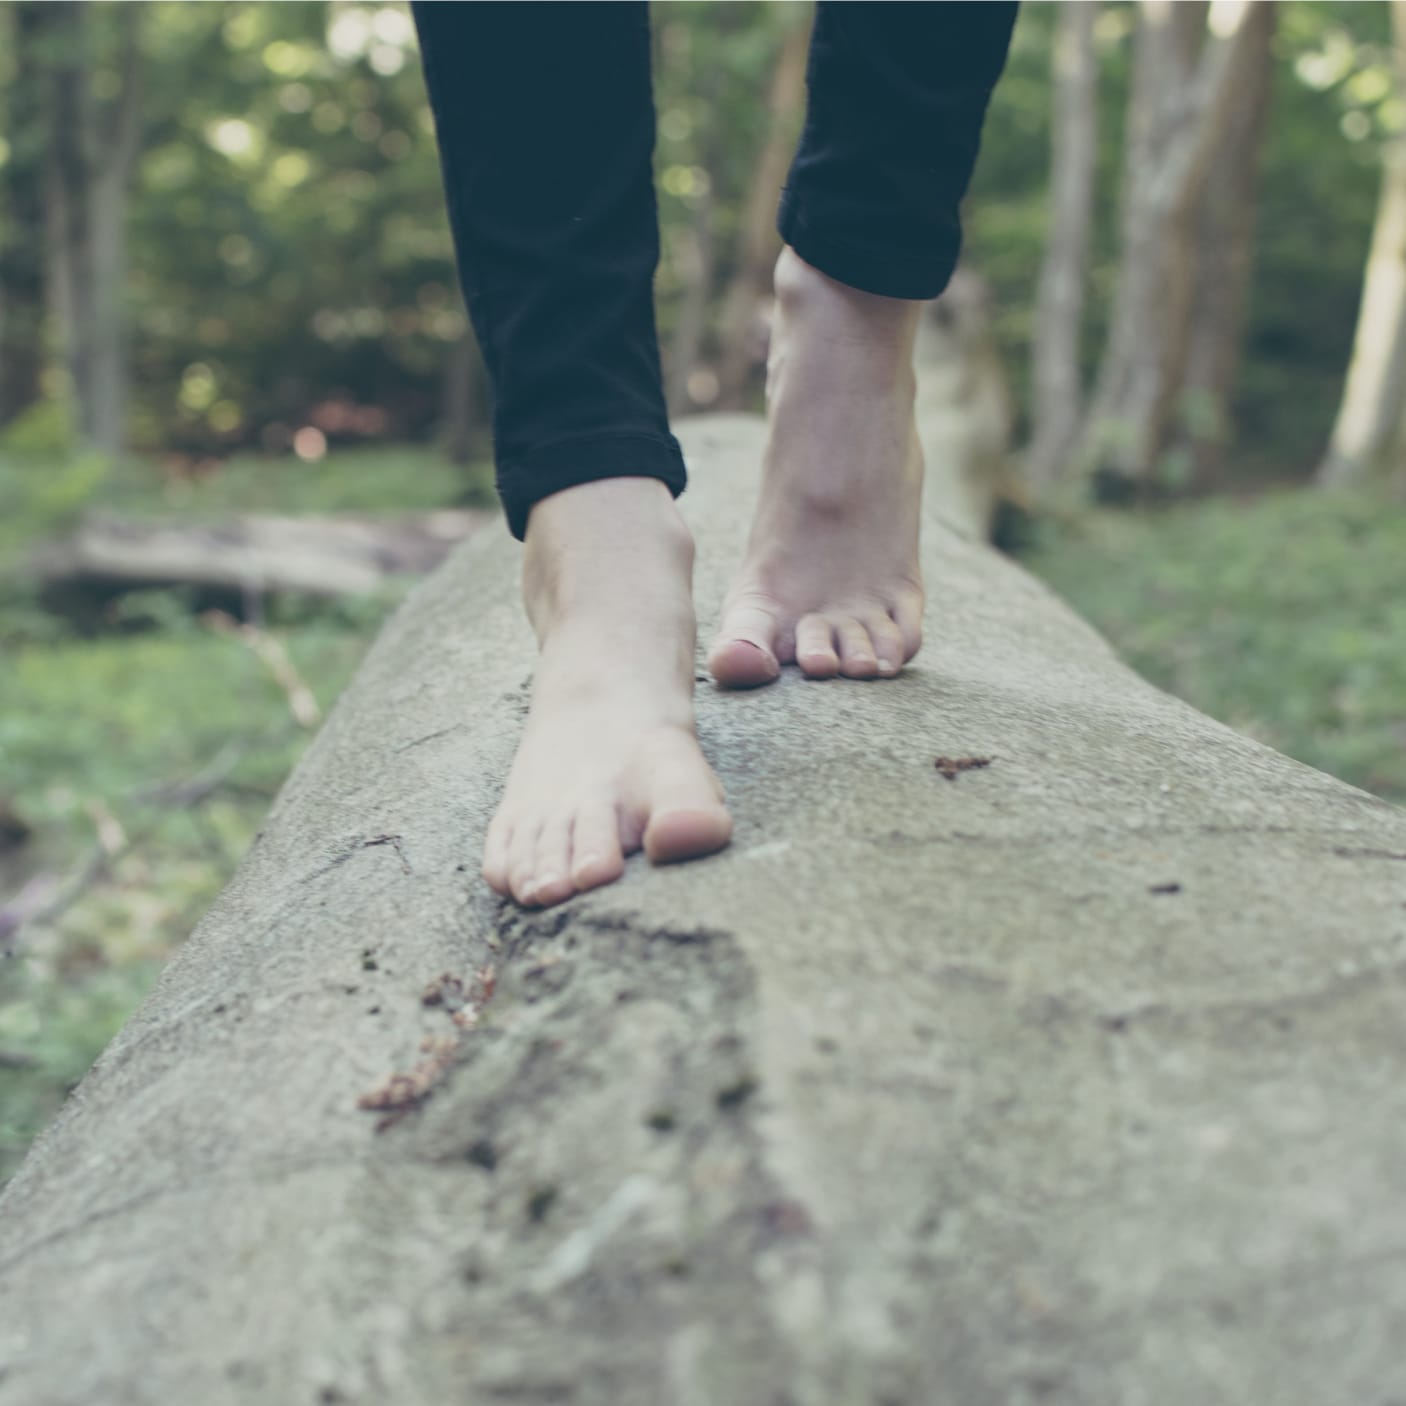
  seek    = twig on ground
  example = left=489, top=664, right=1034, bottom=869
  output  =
left=202, top=610, right=322, bottom=727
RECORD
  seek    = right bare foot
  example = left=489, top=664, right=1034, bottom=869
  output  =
left=482, top=478, right=731, bottom=908
left=708, top=246, right=926, bottom=688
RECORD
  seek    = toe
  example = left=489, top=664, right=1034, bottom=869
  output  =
left=794, top=613, right=839, bottom=678
left=708, top=601, right=782, bottom=689
left=643, top=756, right=732, bottom=865
left=529, top=816, right=575, bottom=908
left=890, top=589, right=924, bottom=662
left=482, top=815, right=511, bottom=895
left=835, top=617, right=878, bottom=679
left=864, top=612, right=907, bottom=677
left=507, top=820, right=542, bottom=906
left=570, top=801, right=626, bottom=893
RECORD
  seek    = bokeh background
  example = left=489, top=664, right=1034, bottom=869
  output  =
left=2, top=0, right=1404, bottom=1180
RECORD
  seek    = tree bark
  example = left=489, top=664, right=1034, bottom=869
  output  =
left=1317, top=1, right=1406, bottom=489
left=0, top=4, right=54, bottom=428
left=1176, top=0, right=1276, bottom=487
left=4, top=408, right=1406, bottom=1404
left=714, top=14, right=811, bottom=410
left=1025, top=0, right=1100, bottom=499
left=1077, top=0, right=1259, bottom=497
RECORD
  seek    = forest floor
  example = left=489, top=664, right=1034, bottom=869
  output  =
left=1, top=443, right=1403, bottom=1183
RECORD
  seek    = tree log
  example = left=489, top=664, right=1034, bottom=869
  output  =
left=2, top=415, right=1405, bottom=1404
left=32, top=509, right=492, bottom=600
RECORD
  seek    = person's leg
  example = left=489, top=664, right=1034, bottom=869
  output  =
left=709, top=1, right=1018, bottom=687
left=413, top=2, right=730, bottom=907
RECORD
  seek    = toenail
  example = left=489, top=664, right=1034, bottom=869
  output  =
left=878, top=659, right=895, bottom=674
left=535, top=872, right=561, bottom=892
left=575, top=853, right=600, bottom=875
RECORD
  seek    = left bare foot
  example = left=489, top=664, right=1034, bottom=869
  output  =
left=708, top=246, right=926, bottom=688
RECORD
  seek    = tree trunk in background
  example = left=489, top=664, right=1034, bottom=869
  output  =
left=1176, top=0, right=1276, bottom=488
left=45, top=2, right=96, bottom=441
left=86, top=4, right=142, bottom=456
left=45, top=0, right=141, bottom=455
left=0, top=4, right=53, bottom=428
left=714, top=14, right=811, bottom=410
left=665, top=186, right=718, bottom=414
left=442, top=329, right=482, bottom=466
left=1318, top=1, right=1406, bottom=489
left=664, top=42, right=729, bottom=416
left=1076, top=0, right=1257, bottom=498
left=1024, top=0, right=1099, bottom=499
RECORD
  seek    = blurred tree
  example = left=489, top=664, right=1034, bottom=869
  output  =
left=46, top=2, right=142, bottom=454
left=1318, top=0, right=1406, bottom=490
left=441, top=329, right=483, bottom=467
left=664, top=32, right=727, bottom=416
left=714, top=7, right=810, bottom=410
left=1025, top=0, right=1099, bottom=498
left=1175, top=0, right=1277, bottom=488
left=1077, top=0, right=1265, bottom=498
left=0, top=4, right=51, bottom=428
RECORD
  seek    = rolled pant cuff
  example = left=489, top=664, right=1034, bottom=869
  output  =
left=777, top=190, right=962, bottom=302
left=497, top=431, right=689, bottom=541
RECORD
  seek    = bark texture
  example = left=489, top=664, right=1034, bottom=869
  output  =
left=1025, top=0, right=1100, bottom=497
left=2, top=414, right=1406, bottom=1404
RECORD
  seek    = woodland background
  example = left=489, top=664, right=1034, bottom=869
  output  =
left=2, top=0, right=1404, bottom=1180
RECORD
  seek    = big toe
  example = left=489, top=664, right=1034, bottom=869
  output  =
left=645, top=804, right=733, bottom=865
left=642, top=756, right=732, bottom=864
left=708, top=603, right=781, bottom=689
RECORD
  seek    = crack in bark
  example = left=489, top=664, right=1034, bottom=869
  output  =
left=301, top=832, right=413, bottom=883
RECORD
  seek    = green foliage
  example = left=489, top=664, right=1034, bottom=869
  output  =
left=1022, top=487, right=1406, bottom=804
left=966, top=0, right=1389, bottom=480
left=0, top=443, right=453, bottom=1184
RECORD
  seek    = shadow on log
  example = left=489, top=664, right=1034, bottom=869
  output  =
left=2, top=415, right=1405, bottom=1404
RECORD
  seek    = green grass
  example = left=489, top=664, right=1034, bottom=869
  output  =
left=0, top=438, right=490, bottom=1182
left=3, top=447, right=1403, bottom=1185
left=1020, top=487, right=1406, bottom=805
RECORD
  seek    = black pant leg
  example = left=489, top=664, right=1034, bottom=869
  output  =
left=778, top=1, right=1019, bottom=301
left=412, top=1, right=685, bottom=540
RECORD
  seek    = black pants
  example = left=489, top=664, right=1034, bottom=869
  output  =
left=412, top=2, right=1018, bottom=540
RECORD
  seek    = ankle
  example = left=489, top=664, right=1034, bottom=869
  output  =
left=773, top=246, right=923, bottom=341
left=522, top=477, right=694, bottom=631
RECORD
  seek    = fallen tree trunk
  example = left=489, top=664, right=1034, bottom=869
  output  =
left=32, top=508, right=491, bottom=600
left=2, top=415, right=1405, bottom=1405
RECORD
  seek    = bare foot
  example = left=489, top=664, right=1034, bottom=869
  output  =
left=483, top=478, right=732, bottom=908
left=708, top=246, right=925, bottom=687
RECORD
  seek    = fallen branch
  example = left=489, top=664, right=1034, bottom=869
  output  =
left=202, top=612, right=321, bottom=728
